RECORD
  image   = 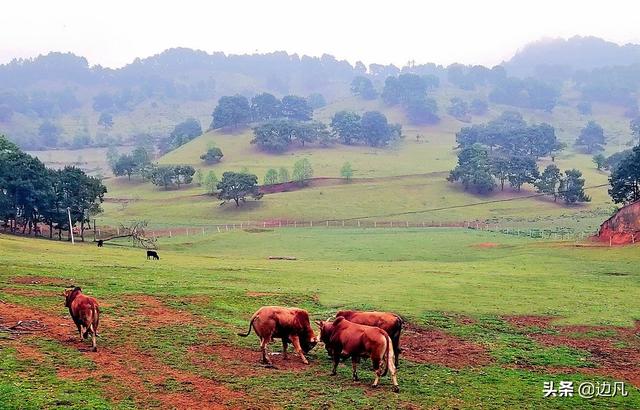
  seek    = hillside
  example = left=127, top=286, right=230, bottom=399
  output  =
left=98, top=89, right=628, bottom=232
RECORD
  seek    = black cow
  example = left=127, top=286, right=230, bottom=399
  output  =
left=146, top=250, right=159, bottom=260
left=96, top=240, right=104, bottom=247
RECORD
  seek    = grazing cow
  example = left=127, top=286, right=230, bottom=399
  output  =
left=63, top=287, right=100, bottom=352
left=146, top=250, right=159, bottom=260
left=96, top=240, right=104, bottom=247
left=318, top=317, right=399, bottom=392
left=335, top=310, right=403, bottom=367
left=237, top=306, right=318, bottom=366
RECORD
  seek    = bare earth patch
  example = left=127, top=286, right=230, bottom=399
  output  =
left=123, top=295, right=209, bottom=328
left=0, top=301, right=256, bottom=409
left=473, top=242, right=499, bottom=248
left=401, top=324, right=492, bottom=368
left=504, top=315, right=555, bottom=329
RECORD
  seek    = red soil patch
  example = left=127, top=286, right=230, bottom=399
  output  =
left=532, top=331, right=640, bottom=388
left=504, top=315, right=555, bottom=329
left=0, top=301, right=254, bottom=409
left=124, top=295, right=209, bottom=328
left=2, top=288, right=58, bottom=298
left=474, top=242, right=499, bottom=248
left=10, top=276, right=70, bottom=286
left=11, top=342, right=46, bottom=362
left=455, top=315, right=477, bottom=326
left=188, top=343, right=312, bottom=378
left=401, top=324, right=491, bottom=368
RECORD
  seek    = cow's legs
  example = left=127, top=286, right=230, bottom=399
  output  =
left=351, top=357, right=360, bottom=381
left=281, top=339, right=288, bottom=360
left=89, top=323, right=97, bottom=352
left=76, top=323, right=83, bottom=340
left=393, top=334, right=401, bottom=368
left=372, top=356, right=382, bottom=388
left=331, top=354, right=340, bottom=376
left=288, top=335, right=309, bottom=364
left=260, top=336, right=273, bottom=366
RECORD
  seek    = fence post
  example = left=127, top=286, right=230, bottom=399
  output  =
left=406, top=221, right=409, bottom=228
left=310, top=220, right=313, bottom=227
left=263, top=221, right=266, bottom=228
left=374, top=221, right=377, bottom=228
left=217, top=226, right=221, bottom=233
left=117, top=227, right=120, bottom=235
left=186, top=228, right=189, bottom=236
left=358, top=220, right=361, bottom=228
left=294, top=221, right=297, bottom=228
left=169, top=230, right=172, bottom=238
left=202, top=227, right=205, bottom=236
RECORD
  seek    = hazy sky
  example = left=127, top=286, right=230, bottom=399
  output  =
left=1, top=1, right=639, bottom=68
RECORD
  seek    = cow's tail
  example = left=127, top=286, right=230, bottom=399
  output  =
left=237, top=314, right=257, bottom=337
left=93, top=305, right=100, bottom=336
left=382, top=334, right=395, bottom=377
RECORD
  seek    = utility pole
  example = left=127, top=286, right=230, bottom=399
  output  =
left=67, top=207, right=75, bottom=245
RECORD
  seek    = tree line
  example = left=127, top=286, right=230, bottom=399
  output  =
left=0, top=135, right=107, bottom=239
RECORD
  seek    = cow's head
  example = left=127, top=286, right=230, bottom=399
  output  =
left=295, top=310, right=318, bottom=353
left=316, top=319, right=335, bottom=356
left=62, top=286, right=81, bottom=307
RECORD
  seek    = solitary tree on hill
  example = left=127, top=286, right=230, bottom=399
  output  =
left=575, top=121, right=606, bottom=153
left=217, top=171, right=262, bottom=206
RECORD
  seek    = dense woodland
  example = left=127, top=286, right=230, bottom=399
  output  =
left=0, top=135, right=107, bottom=239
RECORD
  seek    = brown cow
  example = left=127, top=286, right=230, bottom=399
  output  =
left=237, top=306, right=318, bottom=366
left=318, top=317, right=399, bottom=392
left=63, top=287, right=100, bottom=352
left=335, top=309, right=403, bottom=367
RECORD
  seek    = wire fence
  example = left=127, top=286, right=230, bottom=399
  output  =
left=92, top=219, right=599, bottom=243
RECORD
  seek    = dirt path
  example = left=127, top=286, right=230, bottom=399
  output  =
left=0, top=300, right=259, bottom=409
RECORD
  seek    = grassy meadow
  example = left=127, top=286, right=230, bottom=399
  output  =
left=1, top=228, right=639, bottom=409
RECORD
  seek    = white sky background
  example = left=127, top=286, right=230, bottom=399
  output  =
left=1, top=0, right=639, bottom=68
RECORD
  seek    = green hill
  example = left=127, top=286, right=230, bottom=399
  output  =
left=99, top=90, right=629, bottom=232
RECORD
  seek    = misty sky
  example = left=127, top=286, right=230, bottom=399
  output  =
left=1, top=1, right=639, bottom=68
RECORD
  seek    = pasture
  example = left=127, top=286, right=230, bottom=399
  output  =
left=99, top=93, right=630, bottom=233
left=1, top=228, right=639, bottom=409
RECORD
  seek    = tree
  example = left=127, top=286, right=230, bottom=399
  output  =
left=507, top=156, right=539, bottom=191
left=200, top=147, right=224, bottom=163
left=98, top=112, right=114, bottom=130
left=592, top=153, right=606, bottom=170
left=112, top=154, right=137, bottom=180
left=211, top=95, right=251, bottom=129
left=131, top=146, right=151, bottom=168
left=331, top=111, right=361, bottom=145
left=278, top=167, right=290, bottom=183
left=535, top=164, right=562, bottom=201
left=559, top=169, right=590, bottom=204
left=382, top=74, right=427, bottom=106
left=351, top=76, right=377, bottom=100
left=307, top=93, right=326, bottom=109
left=360, top=111, right=401, bottom=147
left=490, top=155, right=510, bottom=191
left=575, top=121, right=606, bottom=153
left=405, top=97, right=440, bottom=125
left=577, top=101, right=592, bottom=115
left=203, top=171, right=219, bottom=195
left=447, top=98, right=470, bottom=121
left=38, top=121, right=61, bottom=147
left=340, top=162, right=353, bottom=181
left=251, top=93, right=281, bottom=121
left=630, top=117, right=640, bottom=144
left=194, top=169, right=203, bottom=186
left=280, top=95, right=312, bottom=121
left=292, top=158, right=313, bottom=185
left=470, top=99, right=489, bottom=115
left=264, top=169, right=279, bottom=185
left=217, top=171, right=262, bottom=206
left=168, top=118, right=203, bottom=150
left=251, top=119, right=296, bottom=152
left=448, top=143, right=495, bottom=193
left=147, top=165, right=195, bottom=189
left=106, top=146, right=119, bottom=168
left=609, top=146, right=640, bottom=204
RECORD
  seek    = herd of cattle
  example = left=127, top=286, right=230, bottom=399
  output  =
left=63, top=287, right=402, bottom=392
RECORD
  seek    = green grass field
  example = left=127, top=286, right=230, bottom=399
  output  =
left=1, top=229, right=638, bottom=409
